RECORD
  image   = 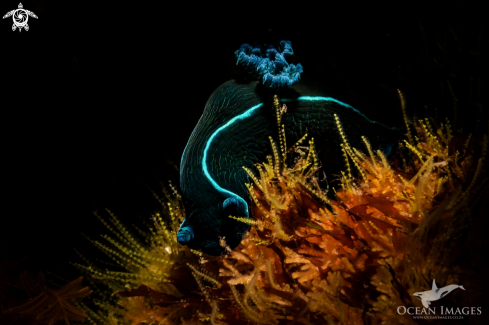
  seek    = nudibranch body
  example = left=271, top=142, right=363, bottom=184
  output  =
left=178, top=41, right=400, bottom=255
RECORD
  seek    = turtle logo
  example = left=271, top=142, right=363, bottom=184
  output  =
left=3, top=3, right=38, bottom=32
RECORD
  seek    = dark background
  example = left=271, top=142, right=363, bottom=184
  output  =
left=0, top=0, right=486, bottom=281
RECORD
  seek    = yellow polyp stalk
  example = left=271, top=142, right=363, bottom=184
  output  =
left=193, top=271, right=210, bottom=301
left=404, top=140, right=425, bottom=163
left=309, top=176, right=321, bottom=195
left=246, top=183, right=270, bottom=218
left=230, top=285, right=263, bottom=324
left=390, top=187, right=406, bottom=200
left=187, top=263, right=220, bottom=288
left=259, top=170, right=273, bottom=203
left=429, top=134, right=444, bottom=155
left=257, top=164, right=271, bottom=188
left=361, top=136, right=379, bottom=176
left=150, top=189, right=166, bottom=209
left=157, top=224, right=176, bottom=253
left=303, top=146, right=312, bottom=170
left=275, top=103, right=284, bottom=161
left=229, top=215, right=257, bottom=226
left=244, top=255, right=262, bottom=301
left=334, top=113, right=351, bottom=149
left=419, top=119, right=443, bottom=154
left=270, top=194, right=288, bottom=210
left=93, top=212, right=124, bottom=241
left=147, top=226, right=163, bottom=248
left=107, top=210, right=144, bottom=252
left=274, top=96, right=281, bottom=139
left=273, top=94, right=280, bottom=112
left=397, top=174, right=408, bottom=186
left=190, top=249, right=202, bottom=257
left=289, top=133, right=308, bottom=153
left=310, top=138, right=318, bottom=167
left=245, top=287, right=262, bottom=314
left=345, top=146, right=367, bottom=183
left=255, top=287, right=286, bottom=313
left=242, top=166, right=263, bottom=191
left=398, top=89, right=414, bottom=145
left=87, top=240, right=124, bottom=268
left=266, top=260, right=278, bottom=289
left=352, top=147, right=367, bottom=164
left=297, top=178, right=330, bottom=204
left=376, top=149, right=391, bottom=175
left=276, top=106, right=282, bottom=129
left=210, top=300, right=220, bottom=325
left=438, top=122, right=446, bottom=140
left=266, top=155, right=273, bottom=170
left=436, top=175, right=447, bottom=195
left=424, top=118, right=435, bottom=136
left=269, top=137, right=281, bottom=177
left=282, top=125, right=287, bottom=166
left=100, top=235, right=147, bottom=268
left=407, top=156, right=434, bottom=186
left=273, top=217, right=293, bottom=241
left=340, top=144, right=352, bottom=180
left=419, top=119, right=431, bottom=142
left=340, top=170, right=349, bottom=191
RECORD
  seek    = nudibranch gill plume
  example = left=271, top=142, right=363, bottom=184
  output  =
left=178, top=41, right=400, bottom=255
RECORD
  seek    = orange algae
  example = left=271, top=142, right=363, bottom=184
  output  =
left=76, top=94, right=488, bottom=324
left=0, top=269, right=91, bottom=325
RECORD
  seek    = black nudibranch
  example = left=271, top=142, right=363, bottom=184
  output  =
left=177, top=79, right=399, bottom=255
left=177, top=41, right=399, bottom=255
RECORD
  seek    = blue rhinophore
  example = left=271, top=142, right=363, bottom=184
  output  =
left=235, top=40, right=303, bottom=89
left=177, top=226, right=194, bottom=244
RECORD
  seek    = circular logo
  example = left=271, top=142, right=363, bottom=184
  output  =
left=13, top=9, right=28, bottom=27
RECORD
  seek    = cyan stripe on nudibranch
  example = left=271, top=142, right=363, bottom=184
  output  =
left=202, top=103, right=264, bottom=216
